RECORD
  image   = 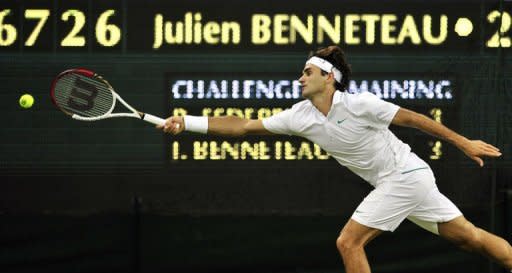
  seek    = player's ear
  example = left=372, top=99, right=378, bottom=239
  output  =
left=326, top=72, right=335, bottom=83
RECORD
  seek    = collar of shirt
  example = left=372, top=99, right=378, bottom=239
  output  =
left=320, top=90, right=343, bottom=120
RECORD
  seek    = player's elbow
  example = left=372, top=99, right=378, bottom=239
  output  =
left=224, top=117, right=250, bottom=136
left=229, top=127, right=248, bottom=137
left=241, top=119, right=269, bottom=136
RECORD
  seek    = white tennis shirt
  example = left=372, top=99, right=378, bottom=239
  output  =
left=262, top=90, right=411, bottom=186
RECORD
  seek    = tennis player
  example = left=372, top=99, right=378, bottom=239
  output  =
left=159, top=45, right=511, bottom=272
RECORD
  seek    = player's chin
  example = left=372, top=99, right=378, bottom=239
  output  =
left=301, top=89, right=310, bottom=99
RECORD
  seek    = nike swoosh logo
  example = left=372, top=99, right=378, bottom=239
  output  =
left=337, top=118, right=347, bottom=125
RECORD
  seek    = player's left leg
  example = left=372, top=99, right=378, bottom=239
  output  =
left=438, top=215, right=512, bottom=269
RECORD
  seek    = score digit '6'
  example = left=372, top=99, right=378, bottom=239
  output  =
left=95, top=10, right=121, bottom=47
left=0, top=9, right=17, bottom=46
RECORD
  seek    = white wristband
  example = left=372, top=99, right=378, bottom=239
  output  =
left=183, top=115, right=208, bottom=134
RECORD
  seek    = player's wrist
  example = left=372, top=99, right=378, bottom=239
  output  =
left=183, top=115, right=208, bottom=134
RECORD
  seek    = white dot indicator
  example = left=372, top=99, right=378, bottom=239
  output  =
left=455, top=18, right=473, bottom=37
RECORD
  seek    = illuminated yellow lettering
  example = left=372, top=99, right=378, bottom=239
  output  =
left=314, top=144, right=330, bottom=159
left=423, top=15, right=447, bottom=45
left=0, top=9, right=17, bottom=46
left=209, top=141, right=221, bottom=160
left=153, top=14, right=163, bottom=48
left=275, top=141, right=282, bottom=160
left=181, top=140, right=332, bottom=161
left=241, top=141, right=259, bottom=159
left=397, top=15, right=421, bottom=44
left=155, top=13, right=239, bottom=47
left=221, top=22, right=240, bottom=44
left=201, top=107, right=283, bottom=119
left=284, top=141, right=296, bottom=160
left=193, top=141, right=208, bottom=160
left=226, top=108, right=245, bottom=118
left=430, top=141, right=442, bottom=160
left=244, top=108, right=255, bottom=119
left=221, top=141, right=239, bottom=159
left=202, top=108, right=212, bottom=116
left=429, top=108, right=442, bottom=123
left=344, top=14, right=360, bottom=45
left=194, top=13, right=202, bottom=44
left=24, top=9, right=50, bottom=46
left=165, top=21, right=184, bottom=44
left=252, top=14, right=271, bottom=44
left=173, top=108, right=187, bottom=116
left=290, top=15, right=313, bottom=44
left=486, top=11, right=511, bottom=48
left=213, top=108, right=225, bottom=116
left=274, top=14, right=289, bottom=44
left=257, top=108, right=273, bottom=119
left=96, top=10, right=121, bottom=47
left=381, top=14, right=397, bottom=45
left=259, top=141, right=271, bottom=160
left=297, top=142, right=314, bottom=160
left=172, top=142, right=188, bottom=160
left=184, top=12, right=193, bottom=44
left=361, top=14, right=379, bottom=44
left=61, top=9, right=86, bottom=47
left=172, top=141, right=180, bottom=160
left=203, top=22, right=220, bottom=44
left=317, top=15, right=340, bottom=43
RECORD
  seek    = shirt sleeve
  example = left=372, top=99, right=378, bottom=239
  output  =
left=358, top=92, right=400, bottom=129
left=262, top=108, right=295, bottom=135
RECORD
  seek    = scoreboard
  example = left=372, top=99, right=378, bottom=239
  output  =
left=0, top=0, right=510, bottom=53
left=0, top=0, right=509, bottom=187
left=168, top=73, right=455, bottom=164
left=0, top=3, right=510, bottom=273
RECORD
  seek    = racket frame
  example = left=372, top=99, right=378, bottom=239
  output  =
left=51, top=68, right=166, bottom=126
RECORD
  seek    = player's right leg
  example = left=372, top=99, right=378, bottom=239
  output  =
left=438, top=215, right=512, bottom=269
left=337, top=219, right=382, bottom=273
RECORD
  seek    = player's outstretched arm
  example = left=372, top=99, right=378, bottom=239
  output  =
left=391, top=108, right=502, bottom=167
left=157, top=115, right=273, bottom=136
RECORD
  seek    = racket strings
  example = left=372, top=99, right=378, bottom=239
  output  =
left=53, top=73, right=114, bottom=118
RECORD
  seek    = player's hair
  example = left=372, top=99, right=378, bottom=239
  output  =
left=308, top=45, right=352, bottom=92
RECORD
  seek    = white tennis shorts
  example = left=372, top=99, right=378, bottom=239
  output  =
left=351, top=153, right=462, bottom=235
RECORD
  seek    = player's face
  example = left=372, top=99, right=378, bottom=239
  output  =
left=298, top=64, right=328, bottom=99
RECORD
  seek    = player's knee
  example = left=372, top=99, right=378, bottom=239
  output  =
left=336, top=233, right=363, bottom=254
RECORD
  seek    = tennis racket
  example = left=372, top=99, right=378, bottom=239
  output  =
left=50, top=68, right=166, bottom=126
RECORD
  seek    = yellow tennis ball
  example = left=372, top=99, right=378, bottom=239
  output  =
left=19, top=94, right=34, bottom=109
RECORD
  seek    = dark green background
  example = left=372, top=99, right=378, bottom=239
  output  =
left=1, top=0, right=511, bottom=273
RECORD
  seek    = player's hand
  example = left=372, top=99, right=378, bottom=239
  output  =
left=461, top=139, right=501, bottom=167
left=157, top=116, right=185, bottom=135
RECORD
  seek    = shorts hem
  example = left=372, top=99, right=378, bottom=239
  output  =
left=351, top=215, right=396, bottom=232
left=439, top=212, right=464, bottom=223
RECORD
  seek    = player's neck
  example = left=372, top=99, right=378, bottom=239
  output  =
left=310, top=89, right=335, bottom=116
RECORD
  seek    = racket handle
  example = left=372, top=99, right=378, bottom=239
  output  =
left=142, top=113, right=166, bottom=126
